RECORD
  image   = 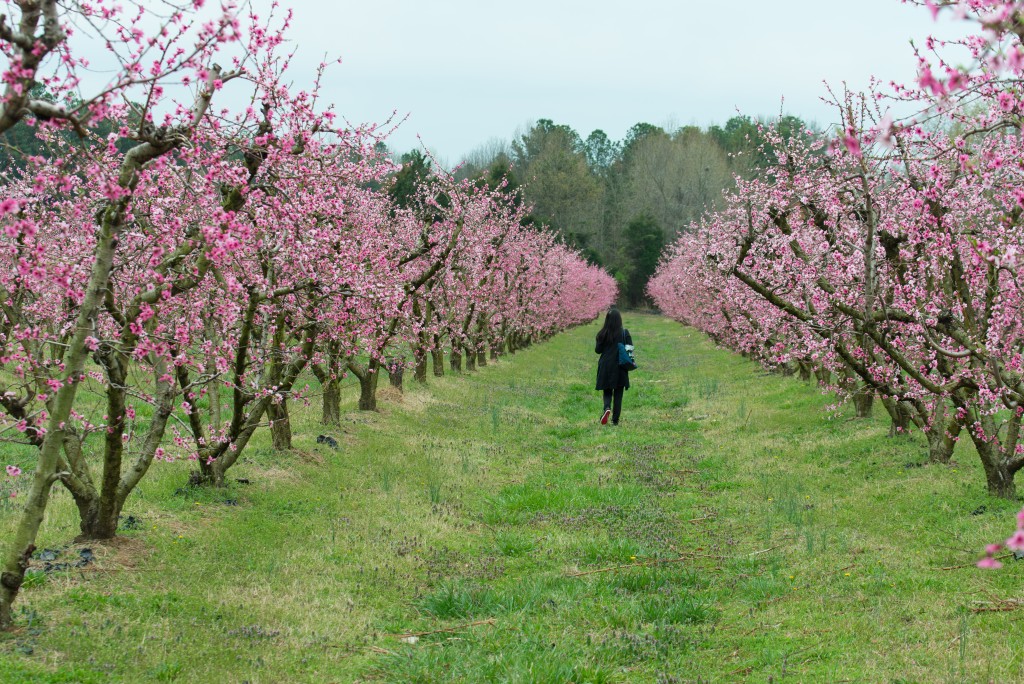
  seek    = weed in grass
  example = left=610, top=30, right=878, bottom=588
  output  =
left=608, top=566, right=700, bottom=595
left=638, top=593, right=717, bottom=625
left=739, top=574, right=787, bottom=604
left=147, top=661, right=184, bottom=683
left=426, top=478, right=443, bottom=504
left=227, top=624, right=282, bottom=641
left=668, top=392, right=691, bottom=409
left=579, top=536, right=648, bottom=564
left=596, top=625, right=700, bottom=664
left=378, top=467, right=393, bottom=493
left=768, top=477, right=816, bottom=535
left=697, top=378, right=720, bottom=401
left=372, top=633, right=618, bottom=683
left=20, top=569, right=47, bottom=588
left=957, top=612, right=971, bottom=681
left=418, top=582, right=500, bottom=619
left=493, top=531, right=536, bottom=557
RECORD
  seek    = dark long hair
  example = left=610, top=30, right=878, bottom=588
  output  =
left=596, top=308, right=623, bottom=346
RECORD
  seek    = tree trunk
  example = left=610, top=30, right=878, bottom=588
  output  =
left=450, top=349, right=462, bottom=373
left=197, top=393, right=277, bottom=487
left=414, top=354, right=428, bottom=383
left=412, top=299, right=431, bottom=384
left=59, top=433, right=116, bottom=540
left=66, top=358, right=177, bottom=541
left=359, top=362, right=380, bottom=411
left=313, top=349, right=343, bottom=426
left=925, top=420, right=959, bottom=464
left=980, top=450, right=1017, bottom=499
left=477, top=350, right=487, bottom=367
left=465, top=346, right=477, bottom=372
left=853, top=390, right=874, bottom=419
left=880, top=398, right=912, bottom=437
left=269, top=400, right=292, bottom=451
left=388, top=363, right=404, bottom=392
left=797, top=361, right=812, bottom=382
left=431, top=349, right=445, bottom=377
left=814, top=367, right=832, bottom=387
left=76, top=503, right=119, bottom=541
left=322, top=378, right=341, bottom=426
left=963, top=411, right=1023, bottom=499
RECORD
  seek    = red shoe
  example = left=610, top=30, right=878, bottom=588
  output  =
left=600, top=409, right=611, bottom=425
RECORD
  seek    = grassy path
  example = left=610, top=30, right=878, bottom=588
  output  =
left=2, top=314, right=1023, bottom=682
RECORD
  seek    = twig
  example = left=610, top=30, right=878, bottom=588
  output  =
left=749, top=543, right=790, bottom=556
left=970, top=599, right=1024, bottom=614
left=687, top=515, right=717, bottom=524
left=387, top=618, right=496, bottom=639
left=567, top=555, right=691, bottom=578
left=939, top=553, right=1013, bottom=571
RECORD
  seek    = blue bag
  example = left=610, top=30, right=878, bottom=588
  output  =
left=617, top=331, right=637, bottom=372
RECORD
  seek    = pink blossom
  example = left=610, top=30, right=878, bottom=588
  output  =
left=1006, top=530, right=1024, bottom=551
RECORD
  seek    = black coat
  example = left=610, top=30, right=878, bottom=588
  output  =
left=595, top=328, right=632, bottom=391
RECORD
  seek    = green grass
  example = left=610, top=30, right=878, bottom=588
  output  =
left=1, top=314, right=1023, bottom=681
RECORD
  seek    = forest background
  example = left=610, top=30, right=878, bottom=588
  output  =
left=391, top=115, right=812, bottom=306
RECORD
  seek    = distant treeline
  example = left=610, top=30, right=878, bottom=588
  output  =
left=436, top=115, right=817, bottom=306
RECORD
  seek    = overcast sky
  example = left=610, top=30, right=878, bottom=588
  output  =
left=244, top=0, right=969, bottom=164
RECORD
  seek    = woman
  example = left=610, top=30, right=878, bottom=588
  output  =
left=595, top=308, right=632, bottom=426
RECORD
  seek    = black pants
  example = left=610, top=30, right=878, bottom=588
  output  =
left=603, top=387, right=624, bottom=424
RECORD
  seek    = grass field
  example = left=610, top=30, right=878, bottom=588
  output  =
left=1, top=313, right=1023, bottom=682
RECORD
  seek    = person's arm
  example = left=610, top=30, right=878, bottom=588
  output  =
left=624, top=329, right=633, bottom=346
left=595, top=339, right=603, bottom=354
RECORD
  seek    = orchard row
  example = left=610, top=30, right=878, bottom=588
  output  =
left=0, top=1, right=615, bottom=627
left=651, top=1, right=1024, bottom=503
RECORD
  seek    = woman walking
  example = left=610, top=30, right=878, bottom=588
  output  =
left=595, top=308, right=633, bottom=425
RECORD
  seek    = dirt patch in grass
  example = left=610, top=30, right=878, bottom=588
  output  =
left=290, top=448, right=325, bottom=465
left=83, top=536, right=152, bottom=572
left=24, top=536, right=153, bottom=587
left=377, top=386, right=404, bottom=405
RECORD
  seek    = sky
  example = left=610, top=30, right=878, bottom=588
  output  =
left=227, top=1, right=971, bottom=163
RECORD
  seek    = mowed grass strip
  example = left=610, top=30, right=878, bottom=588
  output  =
left=1, top=314, right=1022, bottom=682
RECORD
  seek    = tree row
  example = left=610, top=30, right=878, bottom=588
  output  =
left=651, top=1, right=1024, bottom=501
left=0, top=1, right=615, bottom=627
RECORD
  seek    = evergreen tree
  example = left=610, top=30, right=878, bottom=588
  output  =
left=622, top=213, right=664, bottom=306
